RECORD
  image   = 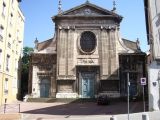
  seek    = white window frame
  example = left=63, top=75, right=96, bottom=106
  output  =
left=11, top=0, right=15, bottom=9
left=2, top=2, right=6, bottom=17
left=12, top=78, right=17, bottom=88
left=8, top=34, right=11, bottom=48
left=11, top=0, right=14, bottom=5
left=4, top=78, right=8, bottom=95
left=6, top=54, right=10, bottom=71
left=0, top=25, right=4, bottom=41
left=155, top=0, right=160, bottom=15
left=10, top=13, right=13, bottom=26
left=15, top=59, right=18, bottom=70
left=8, top=42, right=11, bottom=48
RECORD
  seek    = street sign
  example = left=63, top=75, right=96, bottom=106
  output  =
left=141, top=77, right=146, bottom=112
left=141, top=77, right=146, bottom=86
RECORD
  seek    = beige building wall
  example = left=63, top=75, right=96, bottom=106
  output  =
left=0, top=0, right=24, bottom=105
left=144, top=0, right=160, bottom=111
left=148, top=0, right=160, bottom=59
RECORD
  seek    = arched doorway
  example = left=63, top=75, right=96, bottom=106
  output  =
left=40, top=79, right=51, bottom=98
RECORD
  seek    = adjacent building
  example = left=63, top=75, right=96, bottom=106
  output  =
left=0, top=0, right=25, bottom=105
left=29, top=1, right=146, bottom=99
left=144, top=0, right=160, bottom=111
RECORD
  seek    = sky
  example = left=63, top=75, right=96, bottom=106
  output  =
left=20, top=0, right=149, bottom=52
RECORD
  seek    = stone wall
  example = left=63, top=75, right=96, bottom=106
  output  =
left=29, top=54, right=57, bottom=98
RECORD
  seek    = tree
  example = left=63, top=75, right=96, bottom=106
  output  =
left=21, top=47, right=33, bottom=99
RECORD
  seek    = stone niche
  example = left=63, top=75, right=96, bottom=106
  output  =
left=57, top=80, right=75, bottom=93
left=56, top=80, right=78, bottom=98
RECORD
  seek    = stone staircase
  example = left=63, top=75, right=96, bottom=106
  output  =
left=27, top=98, right=56, bottom=103
left=26, top=98, right=96, bottom=103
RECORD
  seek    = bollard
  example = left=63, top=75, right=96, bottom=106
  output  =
left=110, top=116, right=117, bottom=120
left=142, top=113, right=149, bottom=120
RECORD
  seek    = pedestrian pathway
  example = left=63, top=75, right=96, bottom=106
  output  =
left=21, top=111, right=160, bottom=120
left=0, top=113, right=21, bottom=120
left=0, top=101, right=160, bottom=120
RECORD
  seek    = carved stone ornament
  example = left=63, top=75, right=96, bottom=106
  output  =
left=67, top=7, right=104, bottom=16
left=32, top=54, right=56, bottom=65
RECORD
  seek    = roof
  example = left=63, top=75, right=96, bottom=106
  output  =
left=37, top=37, right=56, bottom=52
left=37, top=38, right=141, bottom=53
left=52, top=1, right=123, bottom=23
left=122, top=38, right=143, bottom=53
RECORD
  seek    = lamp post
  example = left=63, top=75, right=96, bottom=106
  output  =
left=125, top=56, right=130, bottom=120
left=121, top=55, right=130, bottom=120
left=127, top=72, right=130, bottom=120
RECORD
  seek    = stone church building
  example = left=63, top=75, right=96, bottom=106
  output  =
left=28, top=1, right=146, bottom=99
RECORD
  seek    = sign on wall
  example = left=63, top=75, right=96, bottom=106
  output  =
left=140, top=77, right=147, bottom=86
left=77, top=58, right=99, bottom=65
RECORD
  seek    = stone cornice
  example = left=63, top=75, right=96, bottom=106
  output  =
left=52, top=15, right=122, bottom=23
left=58, top=25, right=117, bottom=30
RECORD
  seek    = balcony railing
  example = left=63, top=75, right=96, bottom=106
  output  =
left=8, top=42, right=11, bottom=48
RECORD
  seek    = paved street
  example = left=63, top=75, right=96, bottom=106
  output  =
left=0, top=100, right=160, bottom=120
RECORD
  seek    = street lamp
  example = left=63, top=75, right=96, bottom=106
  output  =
left=126, top=56, right=130, bottom=120
left=125, top=70, right=130, bottom=120
left=127, top=72, right=130, bottom=120
left=121, top=55, right=130, bottom=120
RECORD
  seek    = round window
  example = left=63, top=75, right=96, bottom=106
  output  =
left=80, top=31, right=96, bottom=53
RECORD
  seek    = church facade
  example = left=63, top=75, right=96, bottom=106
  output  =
left=28, top=1, right=146, bottom=99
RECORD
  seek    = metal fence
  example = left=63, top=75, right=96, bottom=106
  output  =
left=1, top=104, right=21, bottom=113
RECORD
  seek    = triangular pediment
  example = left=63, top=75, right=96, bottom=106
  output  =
left=61, top=2, right=121, bottom=17
left=63, top=6, right=110, bottom=16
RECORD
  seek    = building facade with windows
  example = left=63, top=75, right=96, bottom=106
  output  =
left=144, top=0, right=160, bottom=111
left=29, top=1, right=146, bottom=100
left=144, top=0, right=160, bottom=60
left=0, top=0, right=24, bottom=105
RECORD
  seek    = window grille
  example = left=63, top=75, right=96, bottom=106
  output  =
left=80, top=31, right=96, bottom=53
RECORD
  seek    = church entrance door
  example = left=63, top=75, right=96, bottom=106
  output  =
left=81, top=72, right=95, bottom=98
left=40, top=79, right=50, bottom=98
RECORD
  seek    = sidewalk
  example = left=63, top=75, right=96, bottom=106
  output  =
left=0, top=111, right=159, bottom=120
left=0, top=113, right=21, bottom=120
left=0, top=101, right=160, bottom=120
left=21, top=111, right=160, bottom=120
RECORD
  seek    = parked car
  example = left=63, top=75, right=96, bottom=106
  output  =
left=97, top=95, right=110, bottom=105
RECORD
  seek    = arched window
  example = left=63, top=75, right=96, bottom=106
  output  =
left=80, top=31, right=96, bottom=53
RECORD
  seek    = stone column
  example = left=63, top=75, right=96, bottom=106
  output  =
left=58, top=29, right=67, bottom=76
left=32, top=66, right=40, bottom=98
left=67, top=28, right=75, bottom=76
left=51, top=76, right=56, bottom=97
left=109, top=29, right=118, bottom=75
left=100, top=29, right=109, bottom=79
